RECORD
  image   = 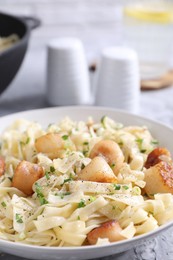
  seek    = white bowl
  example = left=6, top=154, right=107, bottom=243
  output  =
left=0, top=106, right=173, bottom=260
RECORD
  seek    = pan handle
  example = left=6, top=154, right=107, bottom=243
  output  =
left=19, top=16, right=41, bottom=30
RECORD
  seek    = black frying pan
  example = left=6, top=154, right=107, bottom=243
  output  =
left=0, top=12, right=40, bottom=94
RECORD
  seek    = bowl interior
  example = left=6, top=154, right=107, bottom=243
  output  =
left=0, top=106, right=173, bottom=260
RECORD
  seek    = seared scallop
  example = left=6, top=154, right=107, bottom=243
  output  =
left=144, top=161, right=173, bottom=197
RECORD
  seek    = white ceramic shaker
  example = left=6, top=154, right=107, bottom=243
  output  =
left=46, top=37, right=91, bottom=106
left=94, top=46, right=140, bottom=113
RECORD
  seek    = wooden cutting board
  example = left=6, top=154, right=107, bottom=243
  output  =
left=141, top=70, right=173, bottom=90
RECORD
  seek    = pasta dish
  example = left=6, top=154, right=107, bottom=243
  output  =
left=0, top=115, right=173, bottom=247
left=0, top=34, right=19, bottom=53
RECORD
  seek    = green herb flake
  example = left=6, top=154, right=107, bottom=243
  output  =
left=59, top=192, right=71, bottom=199
left=110, top=163, right=115, bottom=169
left=62, top=135, right=68, bottom=141
left=149, top=193, right=155, bottom=197
left=20, top=137, right=30, bottom=146
left=64, top=192, right=71, bottom=196
left=1, top=201, right=6, bottom=208
left=83, top=142, right=89, bottom=145
left=151, top=140, right=159, bottom=145
left=77, top=216, right=80, bottom=220
left=35, top=182, right=48, bottom=205
left=78, top=199, right=86, bottom=208
left=123, top=185, right=129, bottom=190
left=83, top=150, right=88, bottom=156
left=35, top=182, right=42, bottom=193
left=89, top=196, right=96, bottom=202
left=114, top=184, right=121, bottom=190
left=16, top=213, right=23, bottom=223
left=140, top=149, right=147, bottom=153
left=45, top=171, right=50, bottom=180
left=26, top=137, right=30, bottom=144
left=47, top=123, right=53, bottom=128
left=62, top=177, right=72, bottom=186
left=81, top=163, right=85, bottom=170
left=136, top=138, right=143, bottom=145
left=39, top=196, right=48, bottom=205
left=101, top=115, right=106, bottom=128
left=50, top=166, right=55, bottom=172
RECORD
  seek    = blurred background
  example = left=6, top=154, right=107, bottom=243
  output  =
left=1, top=0, right=173, bottom=69
left=0, top=0, right=124, bottom=63
left=0, top=0, right=173, bottom=121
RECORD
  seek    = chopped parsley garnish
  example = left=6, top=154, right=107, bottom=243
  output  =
left=123, top=185, right=129, bottom=190
left=81, top=163, right=85, bottom=170
left=78, top=199, right=86, bottom=208
left=101, top=115, right=106, bottom=128
left=47, top=123, right=53, bottom=128
left=39, top=197, right=48, bottom=205
left=83, top=150, right=88, bottom=156
left=140, top=149, right=147, bottom=153
left=50, top=166, right=55, bottom=172
left=35, top=182, right=42, bottom=193
left=16, top=213, right=23, bottom=223
left=77, top=216, right=80, bottom=220
left=1, top=201, right=6, bottom=208
left=62, top=135, right=68, bottom=140
left=149, top=193, right=155, bottom=197
left=26, top=137, right=30, bottom=144
left=64, top=192, right=71, bottom=196
left=55, top=192, right=71, bottom=199
left=83, top=141, right=89, bottom=156
left=114, top=184, right=121, bottom=190
left=61, top=176, right=73, bottom=186
left=88, top=196, right=96, bottom=202
left=110, top=163, right=115, bottom=169
left=20, top=137, right=30, bottom=146
left=136, top=138, right=146, bottom=153
left=136, top=138, right=143, bottom=145
left=151, top=140, right=159, bottom=145
left=45, top=166, right=56, bottom=180
left=45, top=171, right=50, bottom=180
left=35, top=183, right=48, bottom=205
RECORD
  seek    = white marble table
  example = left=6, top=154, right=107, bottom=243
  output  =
left=0, top=43, right=173, bottom=260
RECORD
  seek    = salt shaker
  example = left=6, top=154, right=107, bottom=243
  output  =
left=94, top=46, right=140, bottom=113
left=46, top=37, right=91, bottom=106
